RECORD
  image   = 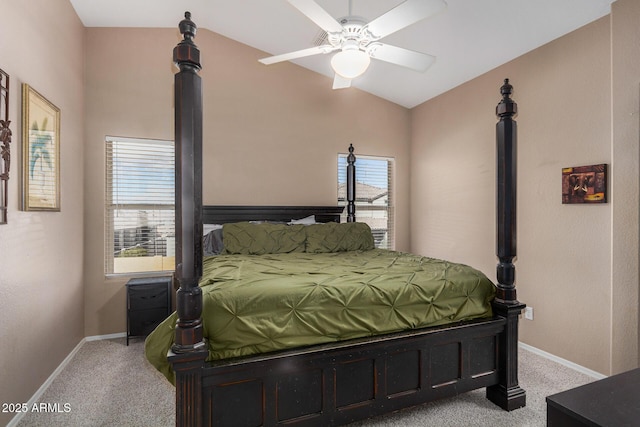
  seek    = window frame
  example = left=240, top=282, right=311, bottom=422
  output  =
left=104, top=136, right=175, bottom=277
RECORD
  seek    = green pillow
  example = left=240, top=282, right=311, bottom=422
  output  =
left=305, top=222, right=375, bottom=253
left=223, top=222, right=306, bottom=255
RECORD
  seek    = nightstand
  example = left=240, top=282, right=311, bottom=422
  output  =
left=546, top=368, right=640, bottom=426
left=126, top=276, right=173, bottom=345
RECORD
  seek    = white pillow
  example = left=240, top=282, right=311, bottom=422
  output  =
left=288, top=215, right=317, bottom=225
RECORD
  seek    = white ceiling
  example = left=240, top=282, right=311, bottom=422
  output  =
left=70, top=0, right=615, bottom=108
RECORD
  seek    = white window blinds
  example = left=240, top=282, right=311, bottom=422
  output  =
left=338, top=154, right=395, bottom=250
left=105, top=137, right=175, bottom=275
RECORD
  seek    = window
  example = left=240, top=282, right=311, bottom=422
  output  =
left=338, top=154, right=394, bottom=250
left=105, top=137, right=175, bottom=275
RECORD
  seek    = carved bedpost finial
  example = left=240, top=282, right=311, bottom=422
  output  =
left=496, top=78, right=517, bottom=120
left=500, top=78, right=512, bottom=97
left=347, top=144, right=356, bottom=223
left=179, top=11, right=197, bottom=41
left=174, top=11, right=201, bottom=71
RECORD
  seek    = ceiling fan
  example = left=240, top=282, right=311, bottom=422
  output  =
left=259, top=0, right=447, bottom=89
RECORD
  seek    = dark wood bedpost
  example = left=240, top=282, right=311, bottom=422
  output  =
left=347, top=144, right=356, bottom=222
left=168, top=12, right=208, bottom=427
left=487, top=78, right=526, bottom=411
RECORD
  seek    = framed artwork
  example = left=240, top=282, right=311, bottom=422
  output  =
left=21, top=84, right=60, bottom=211
left=562, top=164, right=607, bottom=204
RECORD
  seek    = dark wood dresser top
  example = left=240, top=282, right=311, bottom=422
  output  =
left=546, top=368, right=640, bottom=426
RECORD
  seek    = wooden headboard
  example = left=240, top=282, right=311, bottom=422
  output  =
left=202, top=205, right=344, bottom=224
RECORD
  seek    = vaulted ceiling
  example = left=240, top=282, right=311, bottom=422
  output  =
left=70, top=0, right=615, bottom=108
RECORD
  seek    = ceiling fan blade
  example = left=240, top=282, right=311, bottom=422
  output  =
left=332, top=74, right=352, bottom=89
left=365, top=0, right=447, bottom=39
left=288, top=0, right=344, bottom=33
left=259, top=45, right=335, bottom=65
left=368, top=43, right=435, bottom=72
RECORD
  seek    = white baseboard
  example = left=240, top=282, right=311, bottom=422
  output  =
left=85, top=332, right=127, bottom=342
left=519, top=342, right=607, bottom=380
left=7, top=332, right=127, bottom=427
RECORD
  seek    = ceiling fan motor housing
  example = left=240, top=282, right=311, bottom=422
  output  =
left=327, top=16, right=374, bottom=51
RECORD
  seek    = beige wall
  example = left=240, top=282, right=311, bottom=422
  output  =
left=0, top=0, right=85, bottom=425
left=411, top=1, right=640, bottom=375
left=83, top=27, right=411, bottom=336
left=83, top=28, right=176, bottom=337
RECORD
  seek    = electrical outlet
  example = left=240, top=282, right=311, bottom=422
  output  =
left=524, top=306, right=534, bottom=320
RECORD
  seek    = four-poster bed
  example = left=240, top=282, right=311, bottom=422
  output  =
left=156, top=13, right=525, bottom=426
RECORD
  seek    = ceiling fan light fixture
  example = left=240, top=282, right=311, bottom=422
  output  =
left=331, top=48, right=371, bottom=79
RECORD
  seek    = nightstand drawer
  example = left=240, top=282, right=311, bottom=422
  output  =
left=129, top=308, right=168, bottom=336
left=128, top=284, right=169, bottom=310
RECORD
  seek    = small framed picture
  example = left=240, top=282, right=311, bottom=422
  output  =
left=562, top=164, right=607, bottom=204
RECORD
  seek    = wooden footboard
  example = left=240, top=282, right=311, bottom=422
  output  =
left=169, top=313, right=519, bottom=426
left=200, top=318, right=505, bottom=426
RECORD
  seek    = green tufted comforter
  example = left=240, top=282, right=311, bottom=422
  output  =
left=145, top=249, right=496, bottom=383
